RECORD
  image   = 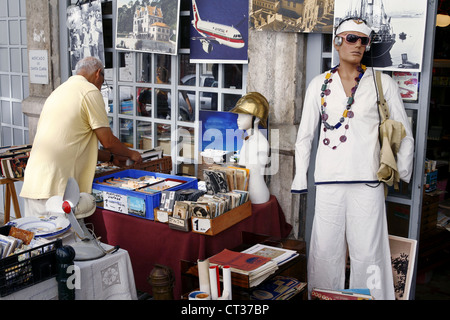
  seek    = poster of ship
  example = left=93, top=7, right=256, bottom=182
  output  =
left=333, top=0, right=427, bottom=72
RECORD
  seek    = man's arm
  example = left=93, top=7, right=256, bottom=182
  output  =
left=95, top=127, right=142, bottom=165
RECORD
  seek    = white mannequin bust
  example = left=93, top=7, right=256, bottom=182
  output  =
left=237, top=113, right=270, bottom=204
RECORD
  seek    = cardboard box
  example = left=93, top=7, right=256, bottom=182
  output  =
left=191, top=200, right=252, bottom=236
left=92, top=169, right=197, bottom=220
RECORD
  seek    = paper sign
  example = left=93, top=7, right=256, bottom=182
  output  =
left=29, top=50, right=49, bottom=84
left=169, top=216, right=187, bottom=227
left=102, top=191, right=128, bottom=214
left=155, top=210, right=169, bottom=223
left=192, top=217, right=211, bottom=233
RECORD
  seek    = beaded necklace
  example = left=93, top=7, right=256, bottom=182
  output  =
left=320, top=64, right=366, bottom=150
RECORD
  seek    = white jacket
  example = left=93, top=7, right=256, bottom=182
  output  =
left=291, top=68, right=414, bottom=193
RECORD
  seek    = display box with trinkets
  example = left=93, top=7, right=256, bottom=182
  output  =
left=92, top=169, right=197, bottom=220
left=154, top=189, right=205, bottom=227
left=185, top=167, right=252, bottom=235
left=191, top=199, right=251, bottom=236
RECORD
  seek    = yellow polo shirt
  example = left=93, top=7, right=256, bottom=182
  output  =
left=20, top=75, right=109, bottom=199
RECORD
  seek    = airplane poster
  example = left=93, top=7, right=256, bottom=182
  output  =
left=190, top=0, right=248, bottom=64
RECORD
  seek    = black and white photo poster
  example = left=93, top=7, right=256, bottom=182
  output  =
left=389, top=235, right=417, bottom=300
left=333, top=0, right=427, bottom=72
left=67, top=0, right=105, bottom=73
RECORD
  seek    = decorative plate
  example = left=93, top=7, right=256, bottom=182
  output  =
left=7, top=215, right=71, bottom=238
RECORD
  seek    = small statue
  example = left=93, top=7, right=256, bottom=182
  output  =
left=230, top=92, right=270, bottom=204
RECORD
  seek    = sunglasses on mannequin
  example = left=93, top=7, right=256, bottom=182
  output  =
left=343, top=33, right=370, bottom=45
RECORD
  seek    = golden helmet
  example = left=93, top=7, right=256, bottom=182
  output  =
left=230, top=92, right=269, bottom=128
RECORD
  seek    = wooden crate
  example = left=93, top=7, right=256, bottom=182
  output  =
left=95, top=156, right=172, bottom=178
left=133, top=156, right=172, bottom=174
left=191, top=201, right=252, bottom=236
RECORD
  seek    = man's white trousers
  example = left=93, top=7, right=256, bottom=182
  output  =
left=308, top=183, right=395, bottom=300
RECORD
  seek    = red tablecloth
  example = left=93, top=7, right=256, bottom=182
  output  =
left=86, top=195, right=292, bottom=299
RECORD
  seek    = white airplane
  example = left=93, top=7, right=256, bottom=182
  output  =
left=191, top=0, right=245, bottom=53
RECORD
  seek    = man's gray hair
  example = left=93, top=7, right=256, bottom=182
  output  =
left=75, top=56, right=104, bottom=75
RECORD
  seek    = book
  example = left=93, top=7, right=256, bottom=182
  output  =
left=241, top=244, right=299, bottom=266
left=250, top=276, right=307, bottom=300
left=0, top=144, right=32, bottom=158
left=159, top=190, right=177, bottom=212
left=227, top=166, right=249, bottom=191
left=1, top=154, right=30, bottom=178
left=208, top=248, right=278, bottom=287
left=140, top=148, right=163, bottom=161
left=209, top=249, right=271, bottom=272
left=203, top=169, right=229, bottom=194
left=311, top=288, right=374, bottom=300
left=0, top=234, right=20, bottom=258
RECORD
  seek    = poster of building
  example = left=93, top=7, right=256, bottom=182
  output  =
left=250, top=0, right=334, bottom=33
left=115, top=0, right=180, bottom=55
left=189, top=0, right=248, bottom=64
left=332, top=0, right=427, bottom=72
left=67, top=0, right=105, bottom=73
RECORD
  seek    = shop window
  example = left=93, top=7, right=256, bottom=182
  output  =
left=64, top=0, right=247, bottom=175
left=0, top=0, right=28, bottom=146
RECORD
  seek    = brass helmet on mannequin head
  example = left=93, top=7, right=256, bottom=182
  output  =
left=230, top=92, right=269, bottom=128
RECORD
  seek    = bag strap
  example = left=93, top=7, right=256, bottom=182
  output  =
left=376, top=71, right=390, bottom=120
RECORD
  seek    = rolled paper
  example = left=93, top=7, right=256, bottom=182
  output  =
left=222, top=265, right=232, bottom=300
left=197, top=259, right=211, bottom=296
left=188, top=291, right=211, bottom=300
left=209, top=266, right=219, bottom=300
left=218, top=290, right=229, bottom=300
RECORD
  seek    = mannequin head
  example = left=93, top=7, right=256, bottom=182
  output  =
left=237, top=113, right=258, bottom=131
left=230, top=92, right=269, bottom=128
left=334, top=18, right=372, bottom=53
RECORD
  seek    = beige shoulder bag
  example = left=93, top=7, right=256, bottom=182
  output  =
left=376, top=71, right=406, bottom=191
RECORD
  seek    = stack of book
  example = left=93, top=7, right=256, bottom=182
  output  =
left=208, top=249, right=277, bottom=287
left=250, top=276, right=307, bottom=300
left=203, top=166, right=249, bottom=194
left=208, top=244, right=299, bottom=288
left=241, top=244, right=299, bottom=266
left=0, top=144, right=32, bottom=179
left=311, top=288, right=374, bottom=300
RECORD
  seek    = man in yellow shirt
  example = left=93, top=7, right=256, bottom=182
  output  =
left=20, top=56, right=142, bottom=216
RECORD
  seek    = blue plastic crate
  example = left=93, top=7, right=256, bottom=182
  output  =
left=92, top=169, right=197, bottom=220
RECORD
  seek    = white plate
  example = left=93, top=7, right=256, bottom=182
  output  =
left=7, top=215, right=71, bottom=238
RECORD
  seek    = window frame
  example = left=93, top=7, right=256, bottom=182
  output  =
left=59, top=0, right=248, bottom=176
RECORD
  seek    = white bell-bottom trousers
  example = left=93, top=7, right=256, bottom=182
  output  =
left=308, top=183, right=395, bottom=300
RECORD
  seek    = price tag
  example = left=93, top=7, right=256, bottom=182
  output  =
left=168, top=216, right=185, bottom=227
left=155, top=210, right=169, bottom=223
left=192, top=217, right=211, bottom=233
left=102, top=191, right=128, bottom=213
